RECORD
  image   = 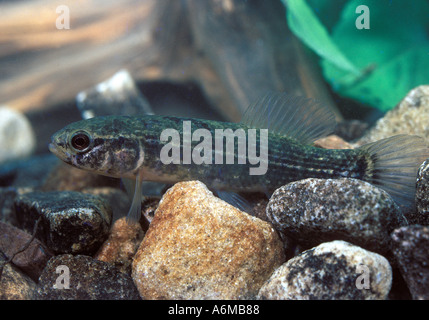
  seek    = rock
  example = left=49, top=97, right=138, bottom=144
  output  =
left=132, top=181, right=285, bottom=300
left=0, top=222, right=53, bottom=281
left=0, top=187, right=19, bottom=225
left=390, top=225, right=429, bottom=300
left=334, top=120, right=369, bottom=142
left=0, top=106, right=36, bottom=164
left=82, top=187, right=131, bottom=222
left=266, top=178, right=407, bottom=256
left=257, top=240, right=392, bottom=300
left=356, top=85, right=429, bottom=146
left=0, top=254, right=37, bottom=300
left=415, top=160, right=429, bottom=225
left=314, top=135, right=353, bottom=150
left=0, top=154, right=59, bottom=189
left=95, top=217, right=144, bottom=274
left=140, top=196, right=161, bottom=231
left=14, top=191, right=112, bottom=255
left=75, top=69, right=153, bottom=119
left=36, top=254, right=141, bottom=300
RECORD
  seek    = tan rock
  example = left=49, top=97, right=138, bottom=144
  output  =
left=95, top=217, right=144, bottom=274
left=356, top=85, right=429, bottom=146
left=132, top=181, right=285, bottom=300
left=314, top=135, right=353, bottom=150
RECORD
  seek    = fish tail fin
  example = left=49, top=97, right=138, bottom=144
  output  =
left=359, top=135, right=429, bottom=210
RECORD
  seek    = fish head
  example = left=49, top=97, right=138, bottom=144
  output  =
left=49, top=116, right=144, bottom=178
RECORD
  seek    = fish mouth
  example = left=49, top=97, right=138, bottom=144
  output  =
left=48, top=142, right=72, bottom=165
left=48, top=142, right=56, bottom=154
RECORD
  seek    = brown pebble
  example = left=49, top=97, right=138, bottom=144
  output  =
left=132, top=181, right=285, bottom=300
left=95, top=217, right=144, bottom=274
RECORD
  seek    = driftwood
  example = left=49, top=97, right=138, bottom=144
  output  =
left=0, top=0, right=340, bottom=122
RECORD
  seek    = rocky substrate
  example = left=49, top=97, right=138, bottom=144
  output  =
left=1, top=87, right=429, bottom=300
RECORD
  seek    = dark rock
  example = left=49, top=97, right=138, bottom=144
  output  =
left=0, top=254, right=37, bottom=300
left=82, top=187, right=131, bottom=222
left=37, top=254, right=141, bottom=300
left=415, top=160, right=429, bottom=225
left=390, top=225, right=429, bottom=300
left=334, top=120, right=369, bottom=142
left=266, top=178, right=407, bottom=256
left=14, top=191, right=112, bottom=255
left=0, top=222, right=53, bottom=281
left=0, top=187, right=19, bottom=225
left=258, top=240, right=392, bottom=300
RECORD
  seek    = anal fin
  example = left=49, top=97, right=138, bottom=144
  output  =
left=216, top=190, right=252, bottom=213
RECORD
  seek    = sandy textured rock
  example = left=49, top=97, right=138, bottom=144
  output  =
left=95, top=217, right=144, bottom=274
left=132, top=181, right=285, bottom=300
left=37, top=254, right=140, bottom=300
left=356, top=85, right=429, bottom=146
left=258, top=240, right=392, bottom=300
left=267, top=178, right=407, bottom=255
left=391, top=225, right=429, bottom=300
left=314, top=135, right=353, bottom=149
left=14, top=191, right=112, bottom=255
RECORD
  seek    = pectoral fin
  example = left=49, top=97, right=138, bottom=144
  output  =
left=125, top=170, right=145, bottom=223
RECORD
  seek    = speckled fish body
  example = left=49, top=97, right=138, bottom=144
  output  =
left=50, top=114, right=366, bottom=191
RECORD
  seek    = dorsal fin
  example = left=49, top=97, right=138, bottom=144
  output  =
left=240, top=93, right=336, bottom=144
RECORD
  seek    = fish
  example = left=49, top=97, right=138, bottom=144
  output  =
left=49, top=93, right=429, bottom=222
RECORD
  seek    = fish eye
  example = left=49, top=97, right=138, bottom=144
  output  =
left=70, top=131, right=92, bottom=152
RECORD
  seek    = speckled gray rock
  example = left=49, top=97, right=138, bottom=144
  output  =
left=415, top=160, right=429, bottom=225
left=14, top=191, right=112, bottom=255
left=258, top=240, right=392, bottom=300
left=356, top=85, right=429, bottom=146
left=267, top=178, right=407, bottom=255
left=36, top=254, right=140, bottom=300
left=391, top=225, right=429, bottom=300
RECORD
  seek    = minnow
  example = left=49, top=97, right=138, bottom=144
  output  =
left=49, top=93, right=429, bottom=221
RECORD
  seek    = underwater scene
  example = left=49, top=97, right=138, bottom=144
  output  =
left=1, top=0, right=429, bottom=304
